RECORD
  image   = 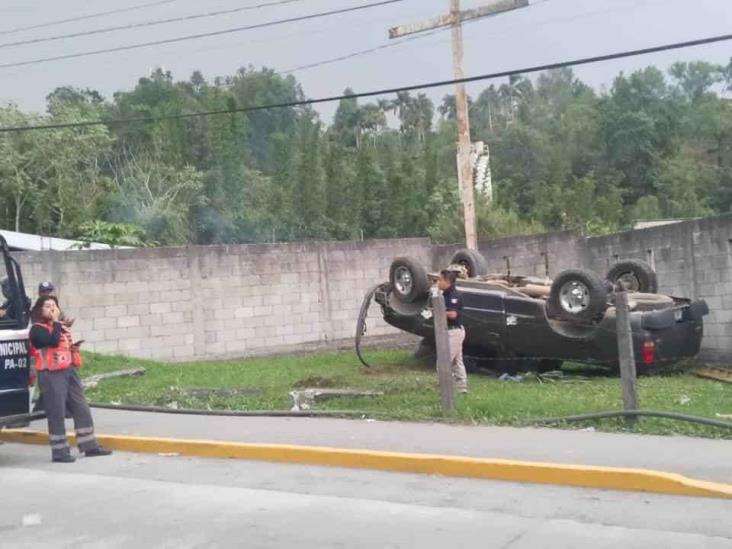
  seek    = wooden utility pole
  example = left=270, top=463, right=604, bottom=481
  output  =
left=615, top=291, right=639, bottom=425
left=450, top=0, right=477, bottom=250
left=389, top=0, right=529, bottom=250
left=430, top=288, right=455, bottom=415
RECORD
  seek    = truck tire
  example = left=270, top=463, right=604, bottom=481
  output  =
left=606, top=259, right=658, bottom=293
left=450, top=249, right=488, bottom=278
left=547, top=269, right=608, bottom=323
left=389, top=257, right=429, bottom=304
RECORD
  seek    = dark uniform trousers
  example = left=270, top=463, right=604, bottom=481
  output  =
left=38, top=368, right=99, bottom=457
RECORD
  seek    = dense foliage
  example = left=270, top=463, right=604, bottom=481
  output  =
left=1, top=61, right=731, bottom=245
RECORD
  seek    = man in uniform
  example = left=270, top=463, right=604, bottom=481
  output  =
left=437, top=269, right=468, bottom=394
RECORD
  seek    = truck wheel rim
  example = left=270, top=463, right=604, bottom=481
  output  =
left=559, top=280, right=590, bottom=313
left=617, top=272, right=640, bottom=291
left=394, top=266, right=413, bottom=296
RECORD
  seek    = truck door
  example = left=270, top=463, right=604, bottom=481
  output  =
left=460, top=289, right=505, bottom=355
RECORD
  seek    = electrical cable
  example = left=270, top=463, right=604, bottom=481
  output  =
left=0, top=0, right=308, bottom=50
left=0, top=0, right=180, bottom=36
left=281, top=0, right=664, bottom=74
left=0, top=0, right=403, bottom=70
left=1, top=31, right=731, bottom=133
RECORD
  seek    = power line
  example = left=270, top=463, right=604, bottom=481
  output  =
left=1, top=31, right=731, bottom=134
left=0, top=0, right=308, bottom=50
left=282, top=27, right=444, bottom=74
left=280, top=0, right=658, bottom=74
left=0, top=0, right=180, bottom=36
left=0, top=0, right=402, bottom=70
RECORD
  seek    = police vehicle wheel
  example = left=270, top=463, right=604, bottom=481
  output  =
left=450, top=249, right=488, bottom=278
left=389, top=257, right=429, bottom=304
left=547, top=269, right=608, bottom=323
left=606, top=259, right=658, bottom=293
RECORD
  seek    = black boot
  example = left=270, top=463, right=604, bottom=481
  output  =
left=52, top=453, right=76, bottom=463
left=85, top=447, right=113, bottom=457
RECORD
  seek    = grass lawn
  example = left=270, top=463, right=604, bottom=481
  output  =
left=81, top=350, right=732, bottom=439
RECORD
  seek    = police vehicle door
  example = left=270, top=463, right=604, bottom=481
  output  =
left=0, top=235, right=32, bottom=423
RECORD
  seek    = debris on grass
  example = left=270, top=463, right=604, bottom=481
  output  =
left=82, top=368, right=145, bottom=389
left=183, top=387, right=263, bottom=398
left=694, top=367, right=732, bottom=384
left=289, top=388, right=384, bottom=411
left=499, top=373, right=523, bottom=383
left=293, top=376, right=342, bottom=388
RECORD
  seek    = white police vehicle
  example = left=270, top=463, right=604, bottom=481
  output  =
left=0, top=234, right=35, bottom=429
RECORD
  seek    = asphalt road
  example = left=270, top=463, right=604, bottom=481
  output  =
left=1, top=443, right=730, bottom=548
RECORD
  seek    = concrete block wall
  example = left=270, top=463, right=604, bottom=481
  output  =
left=434, top=217, right=732, bottom=362
left=16, top=239, right=431, bottom=362
left=586, top=215, right=732, bottom=362
left=431, top=231, right=584, bottom=277
left=13, top=215, right=732, bottom=363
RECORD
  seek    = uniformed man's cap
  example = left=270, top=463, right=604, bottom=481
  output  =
left=38, top=281, right=55, bottom=292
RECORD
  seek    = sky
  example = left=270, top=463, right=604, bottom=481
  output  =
left=0, top=0, right=731, bottom=122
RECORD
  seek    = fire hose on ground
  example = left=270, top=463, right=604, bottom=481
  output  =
left=355, top=283, right=383, bottom=369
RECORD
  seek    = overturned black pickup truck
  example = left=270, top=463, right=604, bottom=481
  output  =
left=367, top=249, right=709, bottom=374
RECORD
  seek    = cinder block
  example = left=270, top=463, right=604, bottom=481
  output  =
left=214, top=309, right=234, bottom=321
left=91, top=340, right=119, bottom=353
left=94, top=317, right=117, bottom=330
left=150, top=324, right=183, bottom=337
left=121, top=326, right=151, bottom=339
left=224, top=340, right=248, bottom=353
left=173, top=345, right=195, bottom=359
left=105, top=305, right=127, bottom=318
left=235, top=328, right=256, bottom=340
left=166, top=312, right=186, bottom=325
left=161, top=335, right=187, bottom=347
left=171, top=301, right=193, bottom=313
left=160, top=290, right=190, bottom=302
left=113, top=292, right=141, bottom=306
left=117, top=338, right=143, bottom=352
left=255, top=326, right=275, bottom=338
left=125, top=281, right=150, bottom=293
left=139, top=314, right=163, bottom=327
left=253, top=305, right=272, bottom=316
left=150, top=302, right=172, bottom=314
left=127, top=304, right=151, bottom=316
left=117, top=315, right=140, bottom=328
left=234, top=307, right=254, bottom=319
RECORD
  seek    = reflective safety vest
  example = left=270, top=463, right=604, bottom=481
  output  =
left=31, top=322, right=80, bottom=371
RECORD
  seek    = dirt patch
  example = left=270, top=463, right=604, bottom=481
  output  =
left=183, top=387, right=263, bottom=398
left=293, top=376, right=342, bottom=388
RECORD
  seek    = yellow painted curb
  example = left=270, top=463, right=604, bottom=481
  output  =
left=2, top=429, right=731, bottom=499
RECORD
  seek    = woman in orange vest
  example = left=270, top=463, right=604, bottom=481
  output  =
left=30, top=295, right=111, bottom=463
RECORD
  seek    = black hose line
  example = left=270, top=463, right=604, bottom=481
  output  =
left=355, top=283, right=384, bottom=368
left=89, top=402, right=383, bottom=418
left=524, top=409, right=732, bottom=430
left=89, top=403, right=731, bottom=431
